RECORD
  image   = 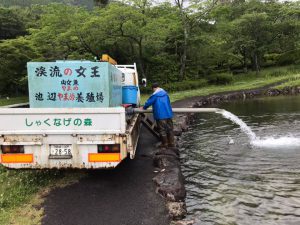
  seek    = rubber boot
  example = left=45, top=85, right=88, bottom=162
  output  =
left=159, top=135, right=168, bottom=148
left=167, top=132, right=176, bottom=148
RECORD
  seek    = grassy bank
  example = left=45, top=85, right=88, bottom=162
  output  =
left=141, top=66, right=300, bottom=103
left=169, top=73, right=300, bottom=102
left=274, top=76, right=300, bottom=89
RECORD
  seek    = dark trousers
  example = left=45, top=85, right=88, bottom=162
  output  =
left=156, top=119, right=174, bottom=137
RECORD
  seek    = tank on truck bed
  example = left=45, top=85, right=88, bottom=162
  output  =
left=28, top=61, right=122, bottom=108
left=0, top=56, right=142, bottom=169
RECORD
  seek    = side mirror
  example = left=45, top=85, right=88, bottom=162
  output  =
left=142, top=78, right=147, bottom=87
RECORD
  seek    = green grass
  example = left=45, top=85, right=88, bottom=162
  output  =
left=274, top=74, right=300, bottom=89
left=169, top=73, right=300, bottom=102
left=0, top=167, right=84, bottom=224
left=0, top=96, right=28, bottom=106
left=0, top=167, right=61, bottom=224
left=141, top=66, right=300, bottom=103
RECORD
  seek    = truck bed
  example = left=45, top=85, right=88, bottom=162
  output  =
left=0, top=107, right=141, bottom=169
left=0, top=108, right=126, bottom=135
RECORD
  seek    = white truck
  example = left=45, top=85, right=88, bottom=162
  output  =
left=0, top=57, right=144, bottom=169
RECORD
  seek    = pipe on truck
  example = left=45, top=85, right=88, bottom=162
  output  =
left=133, top=108, right=224, bottom=114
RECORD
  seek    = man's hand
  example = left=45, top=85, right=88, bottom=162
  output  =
left=139, top=106, right=144, bottom=110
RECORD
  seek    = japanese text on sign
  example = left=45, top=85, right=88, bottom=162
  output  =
left=35, top=66, right=101, bottom=78
left=33, top=65, right=105, bottom=104
left=25, top=118, right=93, bottom=127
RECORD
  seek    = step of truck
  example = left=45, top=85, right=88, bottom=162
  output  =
left=140, top=114, right=160, bottom=139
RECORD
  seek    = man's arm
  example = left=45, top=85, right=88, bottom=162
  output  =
left=143, top=95, right=156, bottom=109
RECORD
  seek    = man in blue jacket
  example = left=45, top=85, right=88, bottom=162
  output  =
left=142, top=83, right=175, bottom=148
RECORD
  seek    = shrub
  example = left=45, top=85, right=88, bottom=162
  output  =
left=267, top=69, right=289, bottom=77
left=263, top=53, right=280, bottom=67
left=139, top=86, right=152, bottom=94
left=164, top=79, right=207, bottom=92
left=208, top=73, right=233, bottom=85
left=140, top=79, right=208, bottom=93
left=286, top=65, right=300, bottom=74
left=277, top=49, right=300, bottom=66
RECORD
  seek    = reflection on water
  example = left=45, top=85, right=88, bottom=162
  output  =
left=180, top=96, right=300, bottom=225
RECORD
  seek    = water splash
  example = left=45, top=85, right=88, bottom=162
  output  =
left=217, top=109, right=300, bottom=149
left=218, top=110, right=257, bottom=141
left=251, top=136, right=300, bottom=148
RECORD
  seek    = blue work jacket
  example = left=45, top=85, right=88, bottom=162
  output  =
left=143, top=88, right=173, bottom=120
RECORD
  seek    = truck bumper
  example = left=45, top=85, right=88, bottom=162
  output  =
left=0, top=134, right=127, bottom=169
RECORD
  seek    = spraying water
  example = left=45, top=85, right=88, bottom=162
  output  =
left=217, top=109, right=300, bottom=148
left=217, top=110, right=257, bottom=141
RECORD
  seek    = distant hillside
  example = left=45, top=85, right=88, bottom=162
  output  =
left=0, top=0, right=94, bottom=8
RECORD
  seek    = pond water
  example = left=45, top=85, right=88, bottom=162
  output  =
left=180, top=95, right=300, bottom=225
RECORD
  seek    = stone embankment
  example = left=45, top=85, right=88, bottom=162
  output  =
left=151, top=109, right=194, bottom=224
left=152, top=85, right=300, bottom=225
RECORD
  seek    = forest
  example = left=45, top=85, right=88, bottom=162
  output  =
left=0, top=0, right=299, bottom=95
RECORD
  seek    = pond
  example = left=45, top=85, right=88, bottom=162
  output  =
left=180, top=95, right=300, bottom=225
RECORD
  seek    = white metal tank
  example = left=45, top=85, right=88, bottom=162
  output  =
left=116, top=63, right=140, bottom=105
left=117, top=68, right=137, bottom=86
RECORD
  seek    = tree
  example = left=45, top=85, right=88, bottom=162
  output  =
left=230, top=12, right=271, bottom=72
left=212, top=0, right=300, bottom=73
left=29, top=4, right=91, bottom=60
left=1, top=0, right=299, bottom=89
left=80, top=2, right=180, bottom=80
left=93, top=0, right=109, bottom=7
left=0, top=37, right=38, bottom=95
left=0, top=7, right=27, bottom=40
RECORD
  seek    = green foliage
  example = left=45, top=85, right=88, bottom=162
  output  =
left=213, top=0, right=300, bottom=72
left=28, top=4, right=91, bottom=61
left=252, top=65, right=300, bottom=78
left=263, top=53, right=280, bottom=67
left=208, top=73, right=233, bottom=85
left=164, top=79, right=208, bottom=92
left=0, top=0, right=299, bottom=96
left=266, top=68, right=289, bottom=77
left=140, top=79, right=207, bottom=94
left=0, top=37, right=38, bottom=95
left=0, top=0, right=94, bottom=8
left=286, top=64, right=300, bottom=74
left=0, top=7, right=27, bottom=40
left=277, top=49, right=300, bottom=66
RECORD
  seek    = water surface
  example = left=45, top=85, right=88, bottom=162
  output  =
left=180, top=95, right=300, bottom=225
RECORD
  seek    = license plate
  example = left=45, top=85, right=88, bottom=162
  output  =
left=50, top=144, right=72, bottom=156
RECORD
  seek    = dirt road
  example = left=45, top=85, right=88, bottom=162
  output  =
left=42, top=127, right=169, bottom=225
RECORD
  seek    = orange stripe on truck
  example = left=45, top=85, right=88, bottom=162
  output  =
left=1, top=154, right=33, bottom=163
left=88, top=153, right=120, bottom=162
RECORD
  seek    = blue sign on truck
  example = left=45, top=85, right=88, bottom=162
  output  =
left=27, top=61, right=122, bottom=108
